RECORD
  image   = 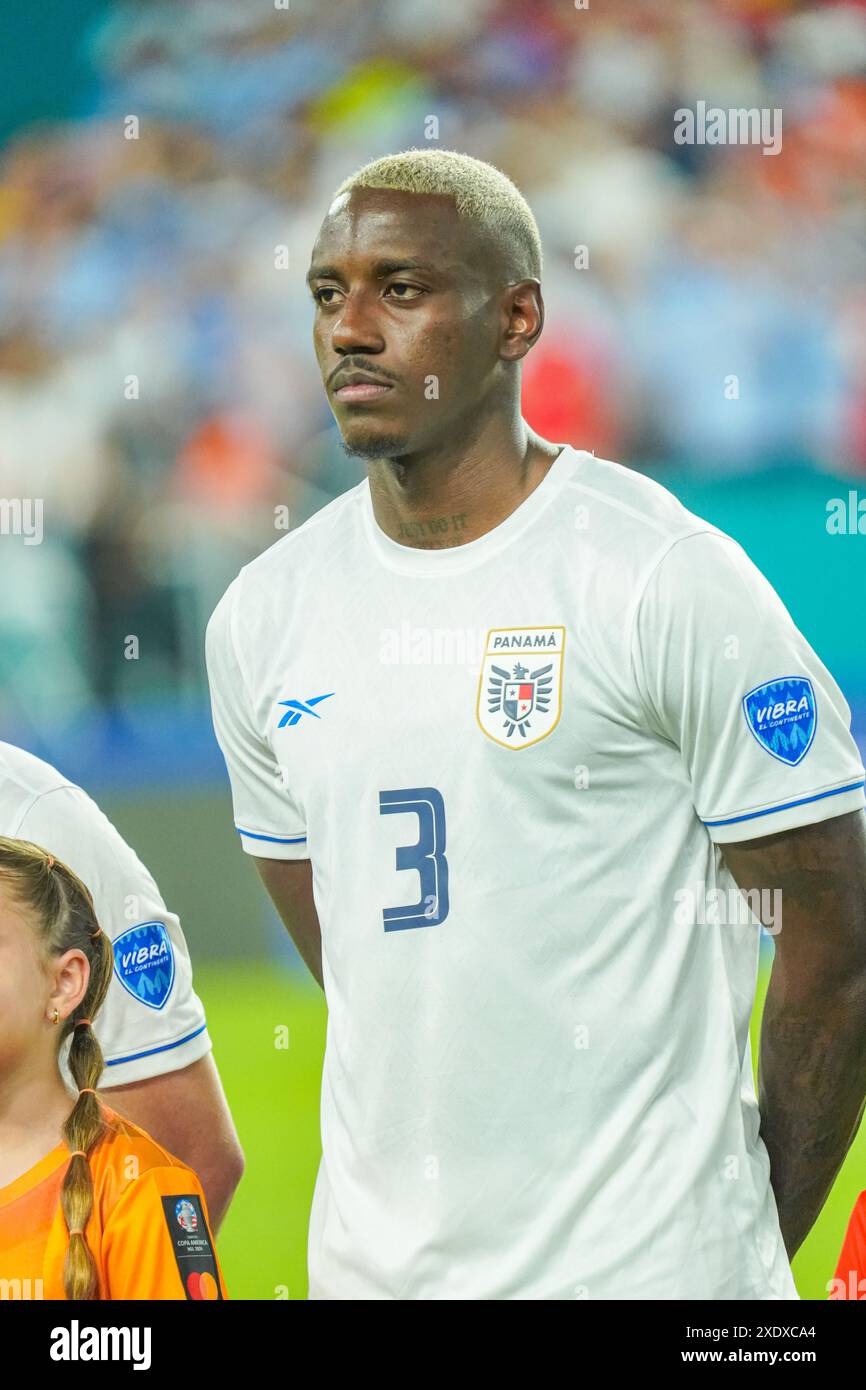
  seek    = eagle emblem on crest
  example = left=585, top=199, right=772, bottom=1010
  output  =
left=486, top=661, right=554, bottom=740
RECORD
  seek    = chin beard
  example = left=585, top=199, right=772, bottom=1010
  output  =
left=340, top=431, right=412, bottom=462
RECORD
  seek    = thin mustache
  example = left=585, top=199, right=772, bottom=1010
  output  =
left=328, top=362, right=400, bottom=388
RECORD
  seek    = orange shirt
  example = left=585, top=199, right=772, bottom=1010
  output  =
left=833, top=1191, right=866, bottom=1300
left=0, top=1103, right=228, bottom=1300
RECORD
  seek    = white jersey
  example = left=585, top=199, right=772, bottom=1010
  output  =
left=0, top=742, right=211, bottom=1089
left=206, top=445, right=865, bottom=1300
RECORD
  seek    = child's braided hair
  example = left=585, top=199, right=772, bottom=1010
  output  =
left=0, top=836, right=113, bottom=1299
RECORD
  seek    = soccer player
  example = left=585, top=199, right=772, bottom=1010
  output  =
left=0, top=838, right=227, bottom=1299
left=0, top=740, right=242, bottom=1230
left=205, top=149, right=866, bottom=1299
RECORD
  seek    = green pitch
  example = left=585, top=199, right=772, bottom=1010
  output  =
left=198, top=960, right=864, bottom=1300
left=197, top=962, right=326, bottom=1301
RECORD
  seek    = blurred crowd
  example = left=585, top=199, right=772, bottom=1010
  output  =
left=1, top=0, right=865, bottom=729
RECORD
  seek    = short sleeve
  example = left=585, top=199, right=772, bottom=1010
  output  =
left=631, top=530, right=866, bottom=844
left=14, top=785, right=211, bottom=1088
left=102, top=1166, right=228, bottom=1300
left=205, top=575, right=309, bottom=860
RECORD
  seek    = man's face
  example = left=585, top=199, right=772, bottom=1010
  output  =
left=307, top=187, right=503, bottom=460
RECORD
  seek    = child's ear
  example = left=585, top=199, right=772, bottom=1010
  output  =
left=49, top=948, right=91, bottom=1020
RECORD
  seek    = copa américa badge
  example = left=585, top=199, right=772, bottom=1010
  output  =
left=476, top=626, right=565, bottom=749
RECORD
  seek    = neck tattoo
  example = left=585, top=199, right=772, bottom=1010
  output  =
left=397, top=513, right=468, bottom=548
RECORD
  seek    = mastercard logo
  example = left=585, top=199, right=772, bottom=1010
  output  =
left=186, top=1270, right=219, bottom=1300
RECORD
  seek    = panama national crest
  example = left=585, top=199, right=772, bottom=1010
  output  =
left=113, top=920, right=175, bottom=1010
left=477, top=626, right=565, bottom=749
left=742, top=675, right=817, bottom=766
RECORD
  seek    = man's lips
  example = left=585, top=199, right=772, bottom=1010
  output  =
left=333, top=381, right=394, bottom=402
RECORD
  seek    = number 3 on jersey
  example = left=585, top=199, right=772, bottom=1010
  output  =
left=379, top=787, right=450, bottom=931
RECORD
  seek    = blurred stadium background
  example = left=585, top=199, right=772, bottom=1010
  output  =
left=1, top=0, right=865, bottom=1299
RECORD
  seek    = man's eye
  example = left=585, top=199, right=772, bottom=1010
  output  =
left=385, top=282, right=423, bottom=300
left=313, top=287, right=342, bottom=305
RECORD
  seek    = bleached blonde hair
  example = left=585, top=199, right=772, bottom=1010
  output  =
left=333, top=148, right=543, bottom=283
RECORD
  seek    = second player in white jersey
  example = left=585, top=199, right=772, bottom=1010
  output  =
left=0, top=741, right=211, bottom=1090
left=206, top=445, right=865, bottom=1300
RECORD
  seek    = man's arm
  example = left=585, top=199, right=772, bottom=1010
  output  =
left=722, top=809, right=866, bottom=1259
left=101, top=1054, right=244, bottom=1233
left=254, top=857, right=323, bottom=990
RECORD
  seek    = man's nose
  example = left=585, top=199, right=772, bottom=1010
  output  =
left=330, top=289, right=386, bottom=356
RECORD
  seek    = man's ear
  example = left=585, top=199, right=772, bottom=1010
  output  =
left=500, top=280, right=544, bottom=363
